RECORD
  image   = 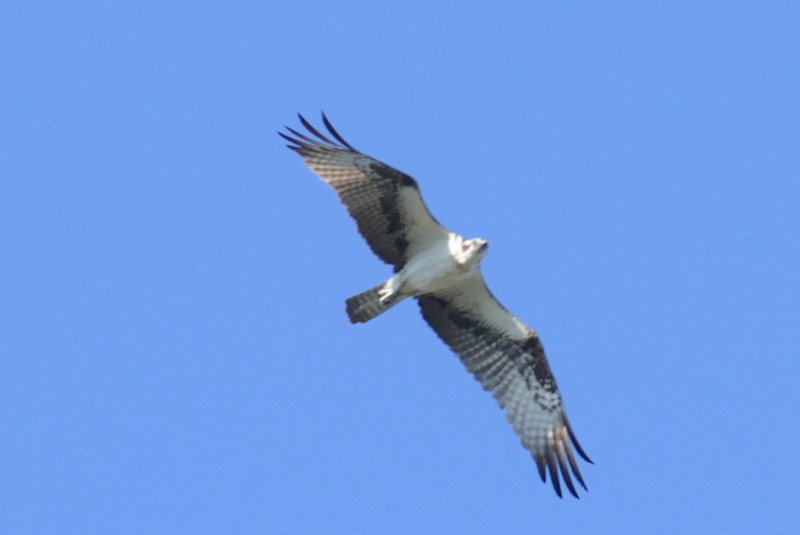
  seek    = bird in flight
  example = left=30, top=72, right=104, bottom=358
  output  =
left=279, top=114, right=592, bottom=498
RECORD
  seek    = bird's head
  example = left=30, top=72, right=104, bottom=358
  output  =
left=450, top=234, right=490, bottom=266
left=465, top=237, right=489, bottom=262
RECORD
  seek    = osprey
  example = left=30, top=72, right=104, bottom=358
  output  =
left=280, top=114, right=593, bottom=498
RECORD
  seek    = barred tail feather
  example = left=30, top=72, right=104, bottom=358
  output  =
left=346, top=283, right=401, bottom=323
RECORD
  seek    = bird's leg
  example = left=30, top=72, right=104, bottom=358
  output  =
left=378, top=276, right=403, bottom=304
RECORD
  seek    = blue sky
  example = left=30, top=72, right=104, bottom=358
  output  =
left=2, top=1, right=799, bottom=533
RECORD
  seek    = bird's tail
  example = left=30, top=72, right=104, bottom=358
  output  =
left=346, top=283, right=403, bottom=324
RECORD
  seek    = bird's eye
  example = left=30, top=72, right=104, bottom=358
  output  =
left=462, top=242, right=471, bottom=251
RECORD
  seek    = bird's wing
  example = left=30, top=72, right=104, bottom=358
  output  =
left=417, top=273, right=592, bottom=498
left=280, top=114, right=448, bottom=271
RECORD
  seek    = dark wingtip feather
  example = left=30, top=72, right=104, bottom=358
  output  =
left=278, top=130, right=298, bottom=144
left=278, top=131, right=305, bottom=153
left=567, top=424, right=593, bottom=464
left=297, top=113, right=337, bottom=145
left=285, top=125, right=330, bottom=147
left=321, top=111, right=356, bottom=150
left=280, top=112, right=358, bottom=155
left=556, top=444, right=579, bottom=499
left=534, top=455, right=547, bottom=483
left=546, top=456, right=563, bottom=498
left=564, top=443, right=588, bottom=491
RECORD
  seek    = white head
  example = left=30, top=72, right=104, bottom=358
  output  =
left=458, top=237, right=489, bottom=265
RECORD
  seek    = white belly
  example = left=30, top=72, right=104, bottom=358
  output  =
left=399, top=233, right=473, bottom=295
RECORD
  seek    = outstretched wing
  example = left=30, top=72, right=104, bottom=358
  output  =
left=417, top=274, right=592, bottom=498
left=280, top=113, right=448, bottom=271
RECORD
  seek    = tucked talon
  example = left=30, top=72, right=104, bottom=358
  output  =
left=378, top=287, right=395, bottom=303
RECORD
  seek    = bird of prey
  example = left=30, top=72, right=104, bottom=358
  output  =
left=279, top=113, right=592, bottom=498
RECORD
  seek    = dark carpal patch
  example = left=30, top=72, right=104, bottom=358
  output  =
left=419, top=297, right=557, bottom=393
left=379, top=193, right=403, bottom=234
left=393, top=236, right=409, bottom=257
left=371, top=162, right=418, bottom=188
left=375, top=186, right=409, bottom=261
left=521, top=336, right=557, bottom=393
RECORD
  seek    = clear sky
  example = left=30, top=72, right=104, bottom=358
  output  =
left=2, top=1, right=799, bottom=533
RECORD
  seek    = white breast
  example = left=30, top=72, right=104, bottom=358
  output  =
left=400, top=233, right=472, bottom=295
